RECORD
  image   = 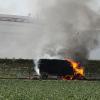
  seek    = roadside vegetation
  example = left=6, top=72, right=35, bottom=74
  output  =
left=0, top=80, right=100, bottom=100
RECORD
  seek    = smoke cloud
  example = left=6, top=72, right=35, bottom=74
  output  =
left=0, top=0, right=100, bottom=62
left=33, top=0, right=99, bottom=63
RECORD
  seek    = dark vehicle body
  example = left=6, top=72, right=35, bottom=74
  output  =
left=39, top=59, right=74, bottom=79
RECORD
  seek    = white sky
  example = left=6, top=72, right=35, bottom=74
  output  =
left=0, top=0, right=38, bottom=16
left=0, top=0, right=100, bottom=16
left=0, top=0, right=100, bottom=59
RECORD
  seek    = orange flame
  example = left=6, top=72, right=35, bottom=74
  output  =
left=61, top=75, right=73, bottom=80
left=64, top=58, right=84, bottom=80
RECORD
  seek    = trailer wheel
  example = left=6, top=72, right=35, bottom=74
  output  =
left=41, top=72, right=48, bottom=79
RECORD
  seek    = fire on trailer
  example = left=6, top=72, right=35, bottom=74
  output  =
left=38, top=59, right=85, bottom=80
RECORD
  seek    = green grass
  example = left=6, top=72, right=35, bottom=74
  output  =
left=0, top=80, right=100, bottom=100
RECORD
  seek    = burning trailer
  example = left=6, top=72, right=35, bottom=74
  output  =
left=38, top=59, right=85, bottom=80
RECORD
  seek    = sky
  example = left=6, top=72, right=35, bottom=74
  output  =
left=0, top=0, right=100, bottom=16
left=0, top=0, right=100, bottom=60
left=0, top=0, right=38, bottom=16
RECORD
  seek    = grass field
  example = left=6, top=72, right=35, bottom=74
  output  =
left=0, top=80, right=100, bottom=100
